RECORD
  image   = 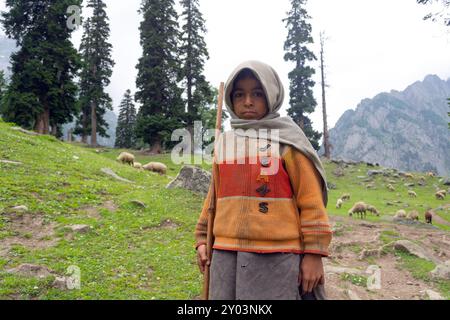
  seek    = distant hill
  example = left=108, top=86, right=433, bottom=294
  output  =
left=322, top=75, right=450, bottom=176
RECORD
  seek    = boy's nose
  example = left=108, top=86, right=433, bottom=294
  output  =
left=244, top=94, right=253, bottom=106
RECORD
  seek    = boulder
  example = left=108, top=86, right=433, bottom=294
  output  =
left=67, top=224, right=91, bottom=233
left=394, top=240, right=439, bottom=264
left=430, top=260, right=450, bottom=280
left=6, top=264, right=53, bottom=279
left=423, top=289, right=444, bottom=300
left=324, top=265, right=364, bottom=275
left=0, top=160, right=22, bottom=165
left=367, top=170, right=383, bottom=176
left=11, top=205, right=28, bottom=212
left=166, top=165, right=211, bottom=195
left=346, top=290, right=362, bottom=300
left=101, top=168, right=134, bottom=184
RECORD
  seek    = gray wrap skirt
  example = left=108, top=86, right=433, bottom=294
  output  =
left=209, top=249, right=327, bottom=300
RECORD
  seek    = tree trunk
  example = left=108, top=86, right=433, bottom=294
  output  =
left=148, top=137, right=162, bottom=154
left=34, top=113, right=45, bottom=134
left=51, top=124, right=57, bottom=136
left=320, top=32, right=331, bottom=159
left=91, top=99, right=97, bottom=146
left=82, top=109, right=88, bottom=144
left=67, top=128, right=73, bottom=142
left=35, top=98, right=50, bottom=134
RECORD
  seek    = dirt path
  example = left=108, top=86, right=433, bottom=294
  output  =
left=324, top=215, right=449, bottom=300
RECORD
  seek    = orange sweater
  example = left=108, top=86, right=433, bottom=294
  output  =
left=195, top=136, right=332, bottom=256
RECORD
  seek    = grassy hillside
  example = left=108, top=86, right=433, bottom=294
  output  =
left=0, top=118, right=448, bottom=299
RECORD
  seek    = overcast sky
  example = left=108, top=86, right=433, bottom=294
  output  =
left=1, top=0, right=449, bottom=132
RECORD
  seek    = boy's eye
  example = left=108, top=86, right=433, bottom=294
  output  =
left=233, top=92, right=243, bottom=99
left=253, top=91, right=264, bottom=97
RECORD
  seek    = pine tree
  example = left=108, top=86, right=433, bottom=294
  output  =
left=75, top=0, right=115, bottom=146
left=179, top=0, right=213, bottom=155
left=0, top=0, right=82, bottom=135
left=135, top=0, right=184, bottom=154
left=115, top=89, right=137, bottom=148
left=283, top=0, right=322, bottom=150
left=74, top=18, right=93, bottom=144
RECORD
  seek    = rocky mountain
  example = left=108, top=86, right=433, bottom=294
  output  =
left=323, top=75, right=450, bottom=176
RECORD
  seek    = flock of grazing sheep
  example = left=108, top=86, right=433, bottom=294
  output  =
left=115, top=152, right=448, bottom=226
left=334, top=170, right=448, bottom=225
left=116, top=152, right=167, bottom=175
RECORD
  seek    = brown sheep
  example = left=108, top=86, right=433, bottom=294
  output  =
left=348, top=202, right=368, bottom=219
left=425, top=210, right=433, bottom=224
left=143, top=162, right=167, bottom=175
left=116, top=152, right=135, bottom=166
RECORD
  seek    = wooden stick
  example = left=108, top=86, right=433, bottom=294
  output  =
left=202, top=82, right=224, bottom=300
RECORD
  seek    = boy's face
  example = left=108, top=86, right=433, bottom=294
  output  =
left=231, top=76, right=269, bottom=120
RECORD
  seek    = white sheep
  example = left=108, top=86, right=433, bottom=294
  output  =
left=336, top=198, right=343, bottom=209
left=394, top=209, right=407, bottom=219
left=387, top=184, right=395, bottom=192
left=341, top=193, right=351, bottom=201
left=408, top=190, right=417, bottom=198
left=435, top=191, right=445, bottom=200
left=116, top=152, right=135, bottom=166
left=143, top=162, right=167, bottom=175
left=367, top=205, right=380, bottom=216
left=407, top=210, right=419, bottom=221
left=133, top=162, right=143, bottom=170
left=348, top=201, right=368, bottom=219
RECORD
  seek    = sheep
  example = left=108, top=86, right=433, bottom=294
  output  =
left=425, top=210, right=433, bottom=224
left=394, top=209, right=407, bottom=219
left=116, top=152, right=135, bottom=166
left=426, top=172, right=435, bottom=177
left=341, top=193, right=351, bottom=201
left=407, top=210, right=419, bottom=221
left=435, top=191, right=445, bottom=200
left=403, top=173, right=414, bottom=179
left=387, top=184, right=395, bottom=191
left=133, top=162, right=143, bottom=170
left=436, top=189, right=447, bottom=196
left=336, top=198, right=343, bottom=209
left=408, top=190, right=417, bottom=198
left=348, top=202, right=368, bottom=219
left=366, top=205, right=380, bottom=216
left=143, top=162, right=167, bottom=175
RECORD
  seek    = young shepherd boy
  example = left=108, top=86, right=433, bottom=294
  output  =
left=195, top=60, right=332, bottom=300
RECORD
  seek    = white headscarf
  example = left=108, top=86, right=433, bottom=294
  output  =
left=223, top=60, right=329, bottom=207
